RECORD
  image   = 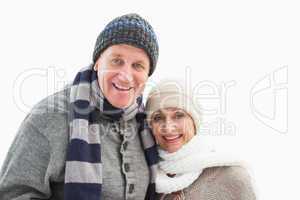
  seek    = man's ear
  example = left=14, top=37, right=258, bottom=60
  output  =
left=93, top=62, right=99, bottom=71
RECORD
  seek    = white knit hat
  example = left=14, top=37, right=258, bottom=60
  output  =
left=145, top=79, right=202, bottom=132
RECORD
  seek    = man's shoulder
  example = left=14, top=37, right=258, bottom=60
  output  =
left=31, top=85, right=71, bottom=115
left=22, top=85, right=71, bottom=139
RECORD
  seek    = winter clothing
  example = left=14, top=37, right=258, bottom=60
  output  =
left=155, top=134, right=256, bottom=200
left=93, top=13, right=159, bottom=76
left=145, top=79, right=256, bottom=200
left=0, top=13, right=160, bottom=200
left=156, top=166, right=256, bottom=200
left=145, top=79, right=201, bottom=132
left=64, top=65, right=158, bottom=200
left=155, top=133, right=244, bottom=194
left=0, top=67, right=158, bottom=200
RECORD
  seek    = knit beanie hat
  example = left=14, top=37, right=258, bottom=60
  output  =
left=92, top=13, right=159, bottom=76
left=145, top=79, right=202, bottom=132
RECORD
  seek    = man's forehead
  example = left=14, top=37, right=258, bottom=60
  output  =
left=104, top=46, right=150, bottom=63
left=109, top=53, right=122, bottom=57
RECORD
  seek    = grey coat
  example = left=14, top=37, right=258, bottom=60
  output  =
left=0, top=86, right=150, bottom=200
left=156, top=166, right=256, bottom=200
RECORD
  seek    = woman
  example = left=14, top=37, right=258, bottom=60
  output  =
left=146, top=80, right=256, bottom=200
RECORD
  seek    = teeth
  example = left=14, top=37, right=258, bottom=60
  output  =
left=164, top=135, right=181, bottom=140
left=114, top=83, right=131, bottom=91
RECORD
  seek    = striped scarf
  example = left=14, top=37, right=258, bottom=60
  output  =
left=64, top=64, right=159, bottom=200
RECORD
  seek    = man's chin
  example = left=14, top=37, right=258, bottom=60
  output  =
left=109, top=98, right=136, bottom=109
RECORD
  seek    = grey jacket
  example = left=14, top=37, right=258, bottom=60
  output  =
left=0, top=86, right=150, bottom=200
left=156, top=166, right=256, bottom=200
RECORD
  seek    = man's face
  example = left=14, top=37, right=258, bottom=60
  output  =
left=94, top=44, right=150, bottom=108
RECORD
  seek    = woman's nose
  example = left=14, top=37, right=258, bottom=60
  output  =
left=162, top=120, right=177, bottom=133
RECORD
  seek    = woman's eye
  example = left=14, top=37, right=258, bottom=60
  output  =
left=152, top=114, right=162, bottom=122
left=174, top=112, right=185, bottom=119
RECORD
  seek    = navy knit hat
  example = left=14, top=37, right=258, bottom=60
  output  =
left=93, top=13, right=159, bottom=76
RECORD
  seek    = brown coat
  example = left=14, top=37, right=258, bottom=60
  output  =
left=156, top=166, right=256, bottom=200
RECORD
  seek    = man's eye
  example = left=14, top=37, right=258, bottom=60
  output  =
left=133, top=63, right=145, bottom=71
left=111, top=58, right=123, bottom=65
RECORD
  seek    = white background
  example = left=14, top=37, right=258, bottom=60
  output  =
left=0, top=0, right=299, bottom=199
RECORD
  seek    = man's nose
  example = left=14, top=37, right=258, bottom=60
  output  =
left=118, top=64, right=133, bottom=83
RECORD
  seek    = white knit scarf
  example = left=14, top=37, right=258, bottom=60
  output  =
left=156, top=133, right=244, bottom=194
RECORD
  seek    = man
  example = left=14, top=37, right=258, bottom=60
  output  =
left=0, top=13, right=159, bottom=200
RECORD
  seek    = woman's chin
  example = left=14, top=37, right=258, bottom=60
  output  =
left=165, top=145, right=182, bottom=153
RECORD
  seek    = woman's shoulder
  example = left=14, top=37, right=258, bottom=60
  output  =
left=204, top=166, right=252, bottom=182
left=198, top=166, right=254, bottom=189
left=185, top=166, right=256, bottom=199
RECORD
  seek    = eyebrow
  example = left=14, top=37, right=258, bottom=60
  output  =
left=110, top=53, right=147, bottom=65
left=110, top=53, right=122, bottom=58
left=151, top=111, right=163, bottom=118
left=135, top=60, right=147, bottom=65
left=152, top=111, right=161, bottom=116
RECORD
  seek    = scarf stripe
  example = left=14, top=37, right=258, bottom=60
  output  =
left=71, top=105, right=99, bottom=123
left=73, top=68, right=98, bottom=85
left=66, top=139, right=101, bottom=162
left=65, top=161, right=102, bottom=183
left=144, top=146, right=160, bottom=166
left=145, top=184, right=156, bottom=200
left=70, top=119, right=100, bottom=144
left=65, top=64, right=158, bottom=200
left=64, top=183, right=102, bottom=200
left=140, top=129, right=156, bottom=149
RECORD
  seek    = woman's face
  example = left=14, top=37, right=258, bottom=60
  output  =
left=150, top=107, right=196, bottom=153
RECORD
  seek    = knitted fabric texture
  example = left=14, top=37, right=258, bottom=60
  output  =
left=93, top=13, right=159, bottom=76
left=146, top=79, right=202, bottom=132
left=64, top=64, right=159, bottom=200
left=156, top=133, right=244, bottom=194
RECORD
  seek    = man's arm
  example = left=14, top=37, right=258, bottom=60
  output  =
left=0, top=113, right=52, bottom=200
